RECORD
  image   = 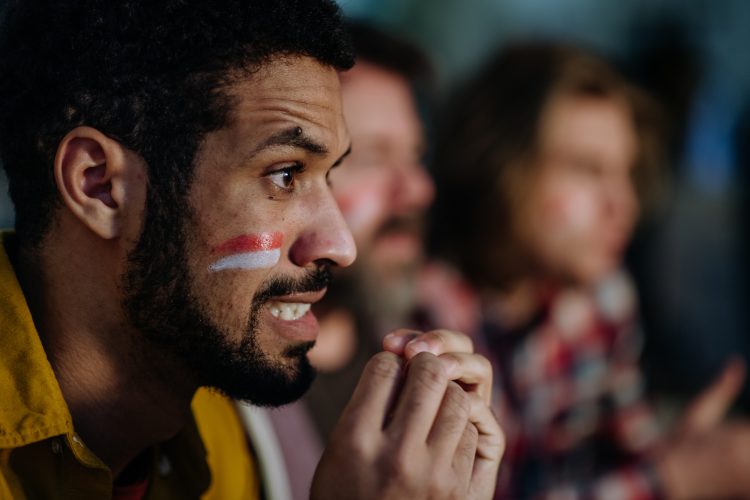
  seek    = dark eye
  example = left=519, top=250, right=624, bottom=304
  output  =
left=267, top=164, right=302, bottom=190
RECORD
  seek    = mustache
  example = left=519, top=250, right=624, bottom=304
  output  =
left=253, top=265, right=332, bottom=305
left=375, top=215, right=424, bottom=239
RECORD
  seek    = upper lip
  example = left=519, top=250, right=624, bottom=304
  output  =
left=267, top=288, right=327, bottom=304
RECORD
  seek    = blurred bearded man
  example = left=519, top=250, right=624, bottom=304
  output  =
left=329, top=22, right=435, bottom=330
left=303, top=22, right=440, bottom=440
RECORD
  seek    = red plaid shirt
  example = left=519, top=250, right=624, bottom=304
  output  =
left=479, top=272, right=663, bottom=500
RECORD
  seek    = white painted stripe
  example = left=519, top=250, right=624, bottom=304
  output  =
left=208, top=248, right=281, bottom=271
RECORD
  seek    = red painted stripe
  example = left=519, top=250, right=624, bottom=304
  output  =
left=212, top=232, right=283, bottom=255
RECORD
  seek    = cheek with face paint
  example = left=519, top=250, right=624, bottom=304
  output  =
left=208, top=232, right=284, bottom=272
left=527, top=178, right=606, bottom=281
left=542, top=185, right=598, bottom=235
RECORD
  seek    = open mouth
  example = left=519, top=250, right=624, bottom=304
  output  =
left=268, top=301, right=312, bottom=321
left=262, top=293, right=323, bottom=342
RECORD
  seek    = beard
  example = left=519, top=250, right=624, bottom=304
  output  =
left=121, top=186, right=330, bottom=407
left=353, top=214, right=425, bottom=333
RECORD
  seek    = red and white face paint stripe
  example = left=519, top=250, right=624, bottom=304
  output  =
left=208, top=232, right=283, bottom=272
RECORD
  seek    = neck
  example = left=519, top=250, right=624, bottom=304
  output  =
left=12, top=232, right=197, bottom=477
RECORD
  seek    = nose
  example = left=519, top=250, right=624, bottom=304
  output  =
left=288, top=189, right=357, bottom=269
left=391, top=161, right=435, bottom=213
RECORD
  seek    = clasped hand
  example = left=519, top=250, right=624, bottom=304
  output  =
left=312, top=329, right=504, bottom=500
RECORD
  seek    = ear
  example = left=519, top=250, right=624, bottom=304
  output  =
left=54, top=126, right=146, bottom=240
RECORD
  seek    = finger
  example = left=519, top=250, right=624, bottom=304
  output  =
left=382, top=329, right=422, bottom=356
left=403, top=329, right=474, bottom=360
left=388, top=352, right=450, bottom=445
left=680, top=357, right=746, bottom=435
left=467, top=395, right=505, bottom=499
left=453, top=422, right=478, bottom=493
left=438, top=352, right=493, bottom=406
left=337, top=351, right=404, bottom=436
left=427, top=382, right=472, bottom=464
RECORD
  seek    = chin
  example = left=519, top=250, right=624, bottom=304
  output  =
left=221, top=362, right=316, bottom=408
left=199, top=338, right=318, bottom=408
left=575, top=262, right=617, bottom=287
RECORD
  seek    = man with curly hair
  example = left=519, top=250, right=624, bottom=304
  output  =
left=0, top=1, right=502, bottom=499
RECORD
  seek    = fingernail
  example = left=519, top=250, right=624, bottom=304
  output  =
left=381, top=333, right=402, bottom=350
left=406, top=340, right=431, bottom=355
left=383, top=331, right=419, bottom=351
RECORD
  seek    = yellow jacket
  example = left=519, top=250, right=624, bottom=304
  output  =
left=0, top=234, right=260, bottom=499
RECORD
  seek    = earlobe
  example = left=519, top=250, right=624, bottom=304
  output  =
left=54, top=127, right=139, bottom=240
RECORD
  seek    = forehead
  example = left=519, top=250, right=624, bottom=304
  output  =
left=540, top=94, right=637, bottom=159
left=220, top=56, right=349, bottom=154
left=340, top=61, right=422, bottom=140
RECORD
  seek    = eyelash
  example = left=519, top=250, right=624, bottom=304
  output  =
left=267, top=163, right=304, bottom=192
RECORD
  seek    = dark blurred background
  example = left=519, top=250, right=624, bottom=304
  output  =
left=2, top=0, right=748, bottom=411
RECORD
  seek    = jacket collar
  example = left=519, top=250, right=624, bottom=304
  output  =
left=0, top=232, right=74, bottom=448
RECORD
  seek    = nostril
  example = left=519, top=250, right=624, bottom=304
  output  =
left=313, top=258, right=337, bottom=269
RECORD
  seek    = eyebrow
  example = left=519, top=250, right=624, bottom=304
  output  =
left=251, top=126, right=328, bottom=158
left=241, top=125, right=351, bottom=171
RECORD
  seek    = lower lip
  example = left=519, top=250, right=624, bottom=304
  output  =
left=263, top=306, right=320, bottom=342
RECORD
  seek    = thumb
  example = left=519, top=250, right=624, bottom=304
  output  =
left=679, top=356, right=746, bottom=435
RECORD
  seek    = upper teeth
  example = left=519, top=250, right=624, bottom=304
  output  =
left=268, top=301, right=311, bottom=321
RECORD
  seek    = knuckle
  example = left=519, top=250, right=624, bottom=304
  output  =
left=464, top=421, right=479, bottom=442
left=410, top=353, right=448, bottom=393
left=431, top=472, right=459, bottom=498
left=344, top=433, right=371, bottom=461
left=391, top=448, right=415, bottom=474
left=444, top=382, right=471, bottom=417
left=458, top=424, right=479, bottom=457
left=462, top=334, right=475, bottom=352
left=467, top=389, right=485, bottom=408
left=383, top=448, right=424, bottom=489
left=366, top=351, right=402, bottom=381
left=477, top=354, right=492, bottom=375
left=326, top=426, right=371, bottom=464
left=493, top=431, right=507, bottom=459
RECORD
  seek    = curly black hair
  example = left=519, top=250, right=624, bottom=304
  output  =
left=0, top=0, right=354, bottom=247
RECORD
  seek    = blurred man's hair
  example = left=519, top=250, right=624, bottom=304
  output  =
left=431, top=42, right=664, bottom=290
left=0, top=0, right=354, bottom=249
left=347, top=20, right=432, bottom=84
